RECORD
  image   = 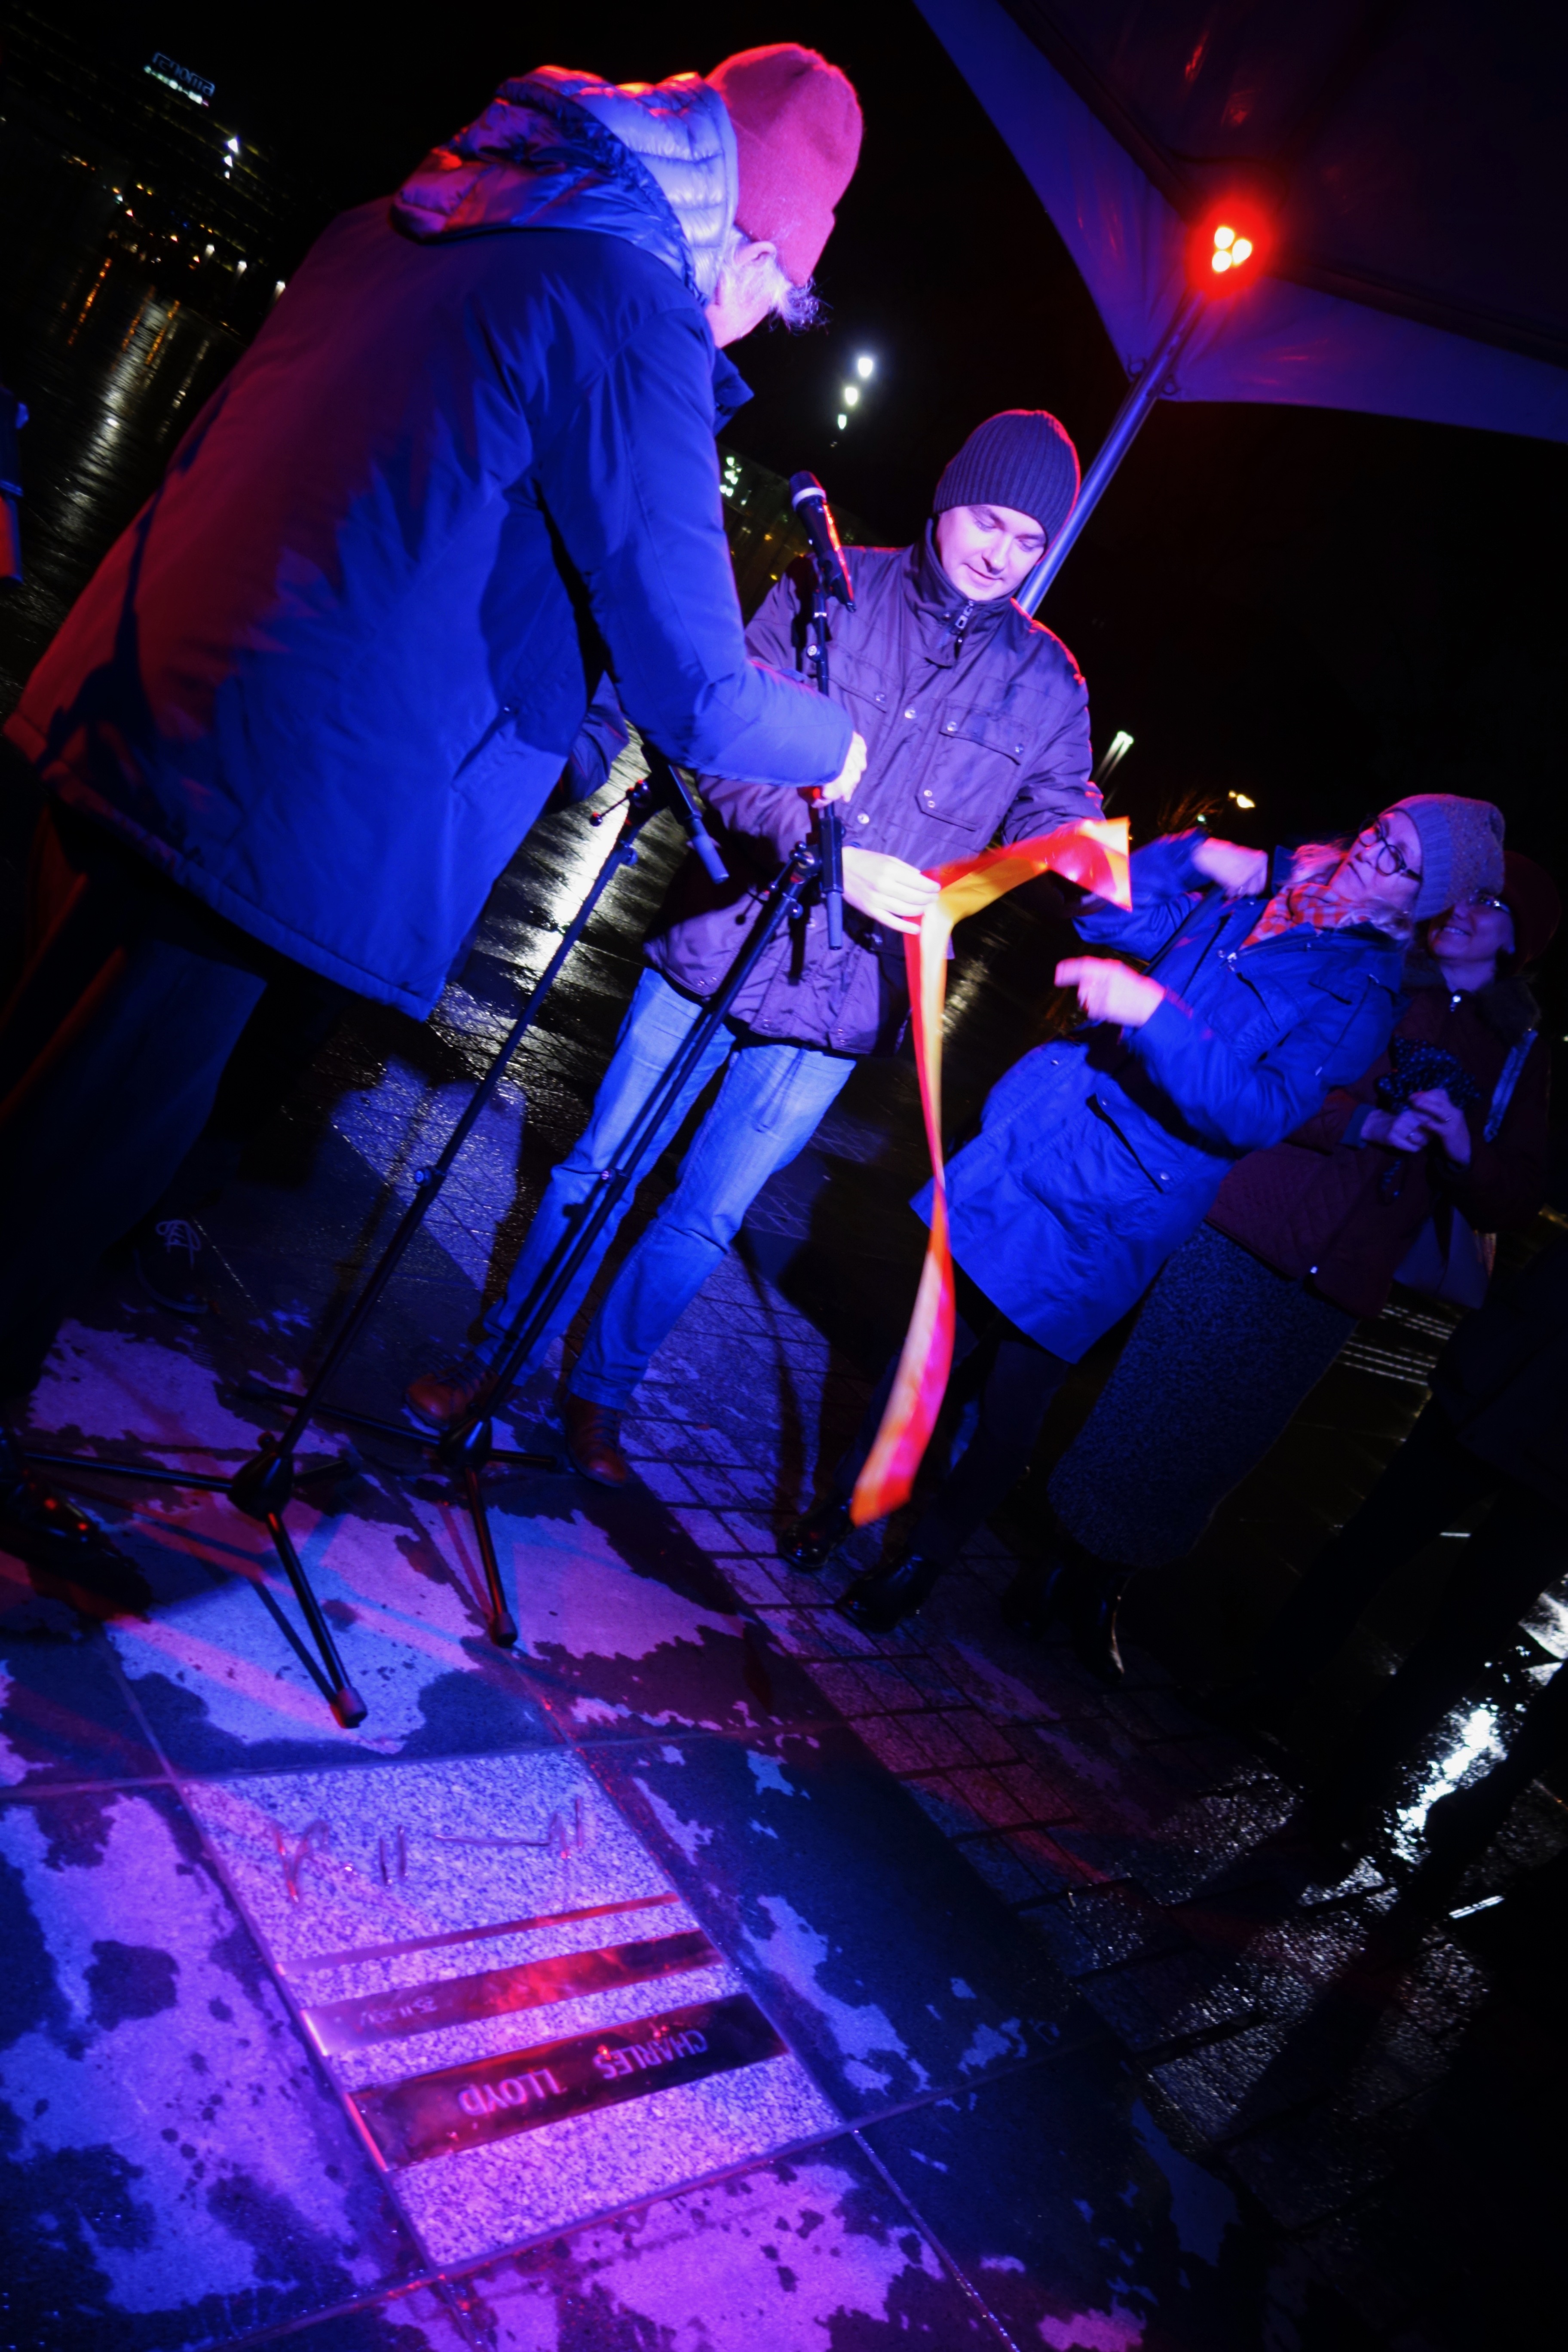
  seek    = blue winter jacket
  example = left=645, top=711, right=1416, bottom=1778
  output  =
left=931, top=834, right=1405, bottom=1360
left=5, top=72, right=849, bottom=1014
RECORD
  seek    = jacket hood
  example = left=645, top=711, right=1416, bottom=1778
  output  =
left=393, top=67, right=738, bottom=302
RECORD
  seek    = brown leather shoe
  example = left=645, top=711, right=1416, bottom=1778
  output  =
left=405, top=1352, right=492, bottom=1431
left=562, top=1393, right=632, bottom=1488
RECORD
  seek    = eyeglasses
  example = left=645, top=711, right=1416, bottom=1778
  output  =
left=1360, top=821, right=1422, bottom=885
left=1468, top=890, right=1508, bottom=913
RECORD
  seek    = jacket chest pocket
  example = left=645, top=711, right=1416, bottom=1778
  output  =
left=1200, top=959, right=1304, bottom=1055
left=910, top=702, right=1025, bottom=831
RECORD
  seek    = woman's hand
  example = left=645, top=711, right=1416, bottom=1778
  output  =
left=1056, top=956, right=1166, bottom=1029
left=841, top=846, right=941, bottom=935
left=1410, top=1086, right=1473, bottom=1166
left=1360, top=1105, right=1432, bottom=1152
left=1191, top=836, right=1269, bottom=897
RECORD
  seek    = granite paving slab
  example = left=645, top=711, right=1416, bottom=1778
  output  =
left=590, top=1724, right=1098, bottom=2119
left=25, top=1324, right=557, bottom=1776
left=0, top=1783, right=419, bottom=2351
left=476, top=1484, right=839, bottom=1741
left=186, top=1751, right=837, bottom=2267
left=234, top=2281, right=472, bottom=2352
left=0, top=1620, right=161, bottom=1787
left=454, top=2138, right=996, bottom=2349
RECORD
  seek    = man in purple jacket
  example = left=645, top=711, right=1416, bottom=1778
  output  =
left=408, top=411, right=1103, bottom=1486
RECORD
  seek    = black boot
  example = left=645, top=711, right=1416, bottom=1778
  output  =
left=0, top=1430, right=151, bottom=1614
left=1008, top=1531, right=1132, bottom=1684
left=836, top=1552, right=945, bottom=1634
left=1068, top=1562, right=1132, bottom=1685
left=779, top=1495, right=852, bottom=1574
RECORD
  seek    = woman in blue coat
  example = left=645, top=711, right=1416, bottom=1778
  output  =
left=785, top=797, right=1494, bottom=1632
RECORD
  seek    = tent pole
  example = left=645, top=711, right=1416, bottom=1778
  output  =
left=1018, top=290, right=1204, bottom=616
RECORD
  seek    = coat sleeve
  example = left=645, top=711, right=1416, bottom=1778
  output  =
left=1288, top=1064, right=1386, bottom=1152
left=1073, top=832, right=1213, bottom=963
left=1445, top=1035, right=1551, bottom=1230
left=534, top=304, right=851, bottom=790
left=1130, top=965, right=1399, bottom=1153
left=560, top=677, right=633, bottom=801
left=693, top=570, right=814, bottom=863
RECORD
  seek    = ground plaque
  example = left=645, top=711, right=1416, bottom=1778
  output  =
left=350, top=1992, right=786, bottom=2167
left=303, top=1928, right=719, bottom=2055
left=185, top=1752, right=839, bottom=2263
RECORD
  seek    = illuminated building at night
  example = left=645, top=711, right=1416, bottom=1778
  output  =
left=0, top=8, right=321, bottom=333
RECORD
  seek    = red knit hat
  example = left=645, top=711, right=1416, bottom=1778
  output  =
left=1501, top=850, right=1561, bottom=967
left=707, top=45, right=862, bottom=285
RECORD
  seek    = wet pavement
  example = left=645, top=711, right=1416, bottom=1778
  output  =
left=3, top=236, right=1568, bottom=2352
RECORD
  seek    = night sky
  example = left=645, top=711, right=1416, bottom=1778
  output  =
left=38, top=4, right=1568, bottom=1002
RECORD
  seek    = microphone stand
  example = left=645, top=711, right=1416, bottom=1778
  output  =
left=24, top=750, right=719, bottom=1727
left=803, top=574, right=845, bottom=949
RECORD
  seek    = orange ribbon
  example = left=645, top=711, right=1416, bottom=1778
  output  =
left=849, top=819, right=1132, bottom=1527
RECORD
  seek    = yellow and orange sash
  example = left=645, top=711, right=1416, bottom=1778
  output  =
left=850, top=819, right=1131, bottom=1527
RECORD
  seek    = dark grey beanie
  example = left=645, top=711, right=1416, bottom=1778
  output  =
left=1388, top=794, right=1506, bottom=919
left=933, top=410, right=1080, bottom=544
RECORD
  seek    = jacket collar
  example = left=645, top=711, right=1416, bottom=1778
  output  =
left=906, top=523, right=1017, bottom=656
left=1401, top=949, right=1540, bottom=1042
left=712, top=353, right=751, bottom=432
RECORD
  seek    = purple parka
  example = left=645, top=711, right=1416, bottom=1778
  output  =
left=645, top=529, right=1100, bottom=1054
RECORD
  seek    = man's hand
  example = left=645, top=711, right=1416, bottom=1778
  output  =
left=1410, top=1087, right=1473, bottom=1166
left=820, top=731, right=868, bottom=805
left=1056, top=956, right=1166, bottom=1029
left=841, top=846, right=941, bottom=936
left=1361, top=1105, right=1433, bottom=1153
left=1192, top=836, right=1269, bottom=897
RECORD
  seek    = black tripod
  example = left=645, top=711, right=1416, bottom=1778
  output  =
left=263, top=821, right=829, bottom=1687
left=25, top=753, right=727, bottom=1728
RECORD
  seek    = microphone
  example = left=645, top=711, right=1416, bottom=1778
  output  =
left=789, top=472, right=854, bottom=608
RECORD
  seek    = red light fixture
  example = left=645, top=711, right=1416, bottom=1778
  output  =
left=1190, top=207, right=1270, bottom=294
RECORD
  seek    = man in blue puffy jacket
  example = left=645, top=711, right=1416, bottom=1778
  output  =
left=0, top=46, right=865, bottom=1596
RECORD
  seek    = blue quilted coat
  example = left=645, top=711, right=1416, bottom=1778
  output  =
left=931, top=833, right=1405, bottom=1360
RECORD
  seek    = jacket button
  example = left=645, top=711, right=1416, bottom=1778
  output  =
left=857, top=811, right=870, bottom=823
left=904, top=707, right=916, bottom=720
left=943, top=720, right=956, bottom=734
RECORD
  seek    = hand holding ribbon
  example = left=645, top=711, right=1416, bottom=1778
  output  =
left=849, top=819, right=1132, bottom=1528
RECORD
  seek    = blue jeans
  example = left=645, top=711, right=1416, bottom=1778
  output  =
left=479, top=968, right=854, bottom=1407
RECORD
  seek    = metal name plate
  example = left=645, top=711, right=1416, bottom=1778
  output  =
left=349, top=1992, right=786, bottom=2168
left=303, top=1929, right=717, bottom=2056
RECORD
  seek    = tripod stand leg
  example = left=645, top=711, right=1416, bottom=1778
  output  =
left=459, top=1467, right=518, bottom=1648
left=263, top=1509, right=367, bottom=1728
